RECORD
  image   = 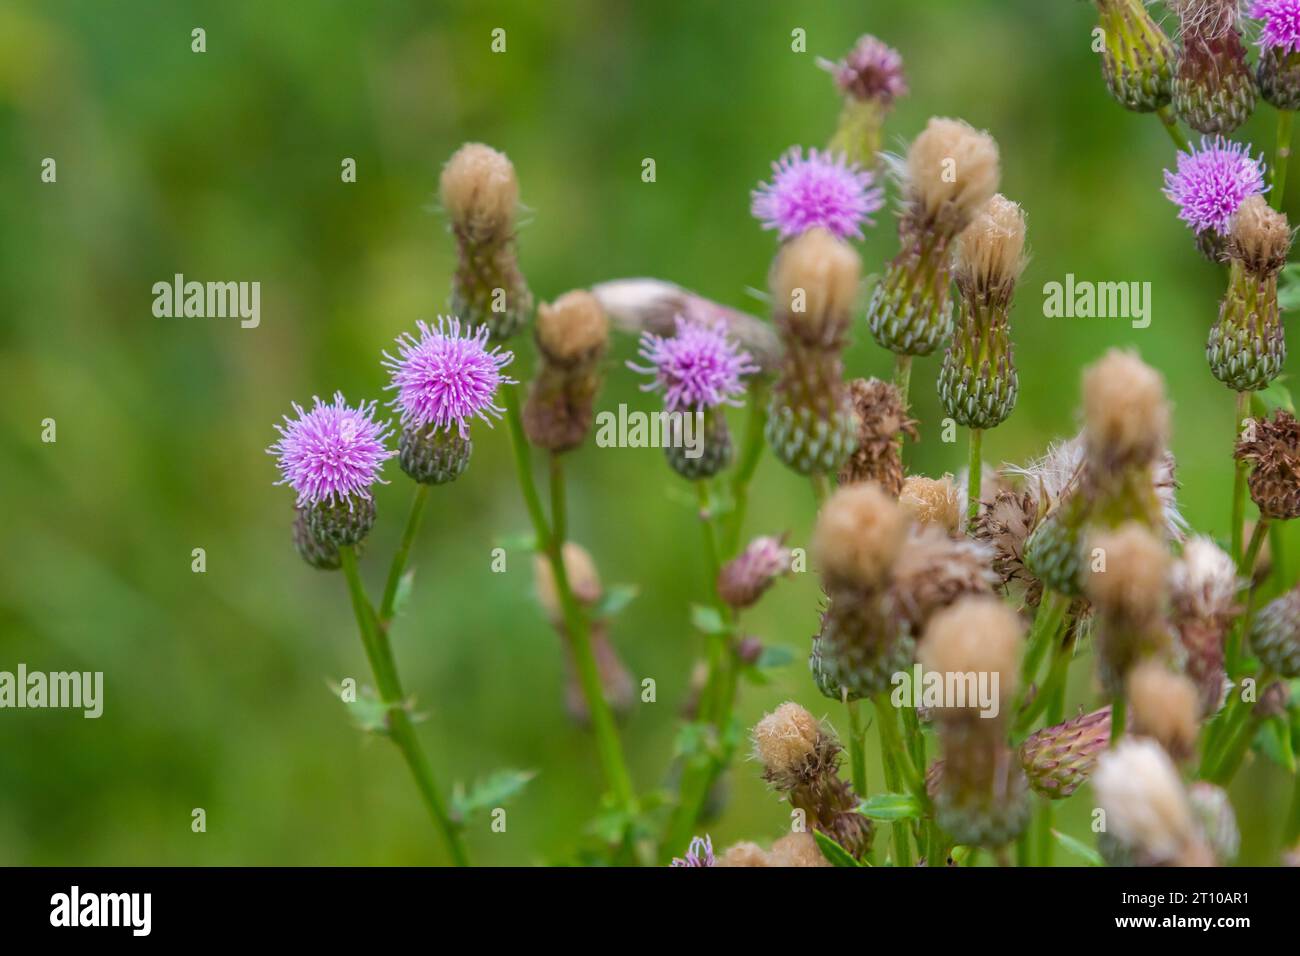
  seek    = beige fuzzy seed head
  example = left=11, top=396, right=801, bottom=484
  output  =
left=1228, top=194, right=1292, bottom=276
left=813, top=482, right=909, bottom=588
left=1127, top=662, right=1201, bottom=761
left=955, top=193, right=1027, bottom=291
left=917, top=595, right=1024, bottom=701
left=752, top=701, right=822, bottom=776
left=440, top=143, right=519, bottom=241
left=769, top=832, right=832, bottom=867
left=535, top=290, right=609, bottom=363
left=770, top=227, right=861, bottom=342
left=533, top=542, right=602, bottom=619
left=718, top=841, right=770, bottom=867
left=1082, top=349, right=1170, bottom=467
left=1093, top=738, right=1199, bottom=864
left=905, top=117, right=1001, bottom=228
left=899, top=474, right=963, bottom=535
left=1085, top=523, right=1170, bottom=622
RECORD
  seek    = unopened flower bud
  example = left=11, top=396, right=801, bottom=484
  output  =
left=1250, top=586, right=1300, bottom=677
left=1126, top=662, right=1201, bottom=762
left=718, top=535, right=791, bottom=609
left=1170, top=0, right=1257, bottom=134
left=823, top=35, right=907, bottom=168
left=524, top=290, right=610, bottom=453
left=292, top=506, right=342, bottom=570
left=1020, top=707, right=1112, bottom=798
left=1094, top=0, right=1174, bottom=111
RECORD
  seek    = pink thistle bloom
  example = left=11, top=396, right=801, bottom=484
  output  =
left=629, top=315, right=759, bottom=413
left=670, top=835, right=716, bottom=867
left=383, top=317, right=515, bottom=438
left=751, top=147, right=884, bottom=240
left=269, top=392, right=395, bottom=506
left=1251, top=0, right=1300, bottom=52
left=819, top=34, right=908, bottom=104
left=1163, top=136, right=1268, bottom=235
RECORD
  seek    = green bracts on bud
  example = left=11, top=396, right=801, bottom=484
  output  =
left=1172, top=27, right=1256, bottom=134
left=450, top=244, right=533, bottom=342
left=1208, top=260, right=1286, bottom=392
left=293, top=506, right=342, bottom=570
left=399, top=427, right=472, bottom=485
left=1096, top=0, right=1174, bottom=112
left=306, top=496, right=377, bottom=549
left=666, top=407, right=733, bottom=480
left=1259, top=48, right=1300, bottom=111
left=1250, top=588, right=1300, bottom=677
left=1020, top=707, right=1112, bottom=799
left=1023, top=493, right=1088, bottom=597
left=938, top=300, right=1019, bottom=430
left=866, top=226, right=954, bottom=356
left=810, top=598, right=914, bottom=702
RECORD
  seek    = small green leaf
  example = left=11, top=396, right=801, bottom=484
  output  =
left=451, top=768, right=537, bottom=820
left=1254, top=716, right=1296, bottom=773
left=739, top=665, right=771, bottom=686
left=672, top=721, right=714, bottom=761
left=1051, top=829, right=1103, bottom=866
left=812, top=829, right=862, bottom=867
left=756, top=644, right=795, bottom=669
left=332, top=683, right=392, bottom=736
left=593, top=584, right=638, bottom=619
left=391, top=568, right=416, bottom=616
left=1253, top=378, right=1295, bottom=417
left=857, top=792, right=923, bottom=822
left=690, top=604, right=728, bottom=635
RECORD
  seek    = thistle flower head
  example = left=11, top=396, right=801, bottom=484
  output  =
left=889, top=525, right=998, bottom=635
left=269, top=392, right=395, bottom=507
left=813, top=482, right=908, bottom=590
left=1252, top=0, right=1300, bottom=52
left=770, top=227, right=862, bottom=343
left=1162, top=136, right=1267, bottom=235
left=899, top=475, right=963, bottom=535
left=1127, top=661, right=1201, bottom=761
left=1085, top=522, right=1171, bottom=623
left=1082, top=349, right=1170, bottom=470
left=717, top=534, right=792, bottom=609
left=1235, top=409, right=1300, bottom=519
left=954, top=193, right=1028, bottom=294
left=838, top=378, right=917, bottom=494
left=629, top=315, right=758, bottom=413
left=383, top=317, right=515, bottom=438
left=670, top=835, right=717, bottom=867
left=821, top=34, right=908, bottom=105
left=1171, top=0, right=1242, bottom=38
left=1170, top=536, right=1240, bottom=623
left=752, top=701, right=823, bottom=781
left=718, top=841, right=770, bottom=867
left=903, top=117, right=1001, bottom=228
left=1020, top=707, right=1112, bottom=799
left=917, top=596, right=1023, bottom=705
left=769, top=832, right=832, bottom=868
left=1227, top=193, right=1293, bottom=275
left=440, top=143, right=519, bottom=242
left=751, top=147, right=883, bottom=241
left=535, top=290, right=609, bottom=365
left=1093, top=738, right=1204, bottom=865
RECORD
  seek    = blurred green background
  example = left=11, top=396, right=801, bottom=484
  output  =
left=1, top=0, right=1295, bottom=865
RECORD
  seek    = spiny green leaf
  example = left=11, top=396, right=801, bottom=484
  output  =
left=331, top=682, right=391, bottom=736
left=812, top=829, right=862, bottom=867
left=452, top=768, right=537, bottom=820
left=857, top=792, right=923, bottom=822
left=1051, top=829, right=1103, bottom=866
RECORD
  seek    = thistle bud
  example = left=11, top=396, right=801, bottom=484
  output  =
left=899, top=474, right=963, bottom=535
left=1209, top=196, right=1291, bottom=391
left=1020, top=707, right=1112, bottom=799
left=1126, top=662, right=1201, bottom=762
left=837, top=378, right=916, bottom=494
left=823, top=35, right=908, bottom=168
left=918, top=597, right=1029, bottom=846
left=524, top=290, right=610, bottom=453
left=752, top=704, right=873, bottom=860
left=717, top=535, right=792, bottom=609
left=1187, top=781, right=1240, bottom=864
left=1093, top=738, right=1213, bottom=866
left=441, top=143, right=533, bottom=340
left=717, top=841, right=770, bottom=867
left=1255, top=0, right=1300, bottom=109
left=1170, top=0, right=1257, bottom=134
left=1085, top=523, right=1175, bottom=695
left=305, top=497, right=377, bottom=549
left=292, top=506, right=342, bottom=570
left=1094, top=0, right=1174, bottom=111
left=1235, top=409, right=1300, bottom=519
left=769, top=832, right=833, bottom=868
left=1169, top=537, right=1240, bottom=715
left=1082, top=349, right=1170, bottom=475
left=973, top=487, right=1043, bottom=605
left=939, top=195, right=1025, bottom=430
left=766, top=229, right=862, bottom=475
left=1249, top=585, right=1300, bottom=677
left=867, top=117, right=1000, bottom=357
left=888, top=524, right=998, bottom=636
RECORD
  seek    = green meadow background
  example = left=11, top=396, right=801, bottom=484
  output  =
left=0, top=0, right=1295, bottom=864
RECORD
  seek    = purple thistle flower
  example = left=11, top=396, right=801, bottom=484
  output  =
left=269, top=392, right=395, bottom=506
left=670, top=835, right=716, bottom=867
left=629, top=315, right=759, bottom=413
left=819, top=34, right=908, bottom=104
left=383, top=317, right=516, bottom=438
left=1251, top=0, right=1300, bottom=52
left=1163, top=136, right=1268, bottom=235
left=751, top=147, right=884, bottom=241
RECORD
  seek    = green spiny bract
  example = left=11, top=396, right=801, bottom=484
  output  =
left=666, top=407, right=734, bottom=480
left=399, top=427, right=472, bottom=485
left=293, top=506, right=342, bottom=570
left=1095, top=0, right=1174, bottom=112
left=305, top=496, right=377, bottom=548
left=1172, top=20, right=1256, bottom=134
left=1250, top=588, right=1300, bottom=677
left=1208, top=261, right=1286, bottom=390
left=450, top=237, right=534, bottom=342
left=1020, top=707, right=1112, bottom=799
left=866, top=224, right=954, bottom=356
left=810, top=591, right=914, bottom=702
left=1259, top=48, right=1300, bottom=111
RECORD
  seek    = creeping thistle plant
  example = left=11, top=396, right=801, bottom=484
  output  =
left=264, top=21, right=1300, bottom=868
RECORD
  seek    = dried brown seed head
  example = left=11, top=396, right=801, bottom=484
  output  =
left=440, top=143, right=519, bottom=242
left=813, top=482, right=909, bottom=589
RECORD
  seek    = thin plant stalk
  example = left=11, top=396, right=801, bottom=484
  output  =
left=846, top=697, right=868, bottom=798
left=893, top=353, right=912, bottom=406
left=379, top=484, right=430, bottom=627
left=502, top=384, right=637, bottom=813
left=1110, top=694, right=1126, bottom=747
left=339, top=545, right=470, bottom=866
left=1273, top=109, right=1295, bottom=213
left=726, top=380, right=770, bottom=554
left=1231, top=390, right=1251, bottom=566
left=1156, top=105, right=1190, bottom=151
left=967, top=428, right=983, bottom=530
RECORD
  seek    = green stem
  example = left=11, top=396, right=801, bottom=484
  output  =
left=878, top=740, right=912, bottom=867
left=967, top=428, right=983, bottom=531
left=549, top=452, right=567, bottom=545
left=379, top=484, right=430, bottom=626
left=893, top=353, right=912, bottom=406
left=873, top=693, right=925, bottom=799
left=1014, top=631, right=1072, bottom=736
left=1156, top=105, right=1189, bottom=152
left=1110, top=694, right=1126, bottom=747
left=502, top=385, right=636, bottom=814
left=810, top=472, right=830, bottom=505
left=1036, top=680, right=1067, bottom=867
left=846, top=698, right=868, bottom=798
left=1273, top=109, right=1294, bottom=212
left=727, top=380, right=769, bottom=554
left=339, top=545, right=469, bottom=866
left=1016, top=590, right=1069, bottom=718
left=1231, top=390, right=1250, bottom=567
left=1284, top=771, right=1300, bottom=847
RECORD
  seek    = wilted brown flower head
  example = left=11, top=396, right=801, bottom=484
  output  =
left=1126, top=662, right=1201, bottom=762
left=752, top=702, right=823, bottom=780
left=1235, top=409, right=1300, bottom=520
left=973, top=487, right=1043, bottom=604
left=899, top=474, right=963, bottom=535
left=889, top=524, right=998, bottom=635
left=535, top=290, right=609, bottom=365
left=1082, top=349, right=1170, bottom=472
left=813, top=482, right=909, bottom=590
left=1084, top=523, right=1170, bottom=624
left=904, top=117, right=1001, bottom=230
left=838, top=378, right=917, bottom=494
left=440, top=143, right=519, bottom=243
left=1227, top=194, right=1293, bottom=277
left=770, top=227, right=861, bottom=346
